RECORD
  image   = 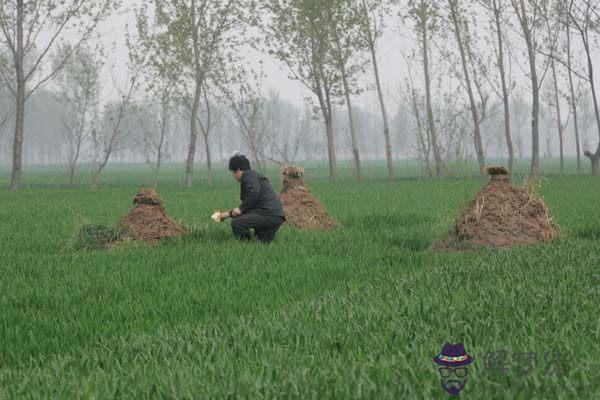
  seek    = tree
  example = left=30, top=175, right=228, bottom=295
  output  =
left=568, top=0, right=600, bottom=175
left=405, top=0, right=443, bottom=177
left=198, top=84, right=223, bottom=186
left=89, top=39, right=148, bottom=188
left=130, top=3, right=179, bottom=187
left=563, top=0, right=583, bottom=173
left=480, top=0, right=515, bottom=176
left=262, top=0, right=342, bottom=182
left=436, top=87, right=467, bottom=169
left=445, top=0, right=486, bottom=177
left=357, top=0, right=395, bottom=180
left=328, top=0, right=366, bottom=180
left=0, top=48, right=12, bottom=142
left=579, top=91, right=595, bottom=152
left=0, top=109, right=9, bottom=141
left=510, top=0, right=554, bottom=177
left=53, top=44, right=103, bottom=186
left=265, top=92, right=305, bottom=166
left=549, top=57, right=568, bottom=175
left=511, top=91, right=529, bottom=159
left=136, top=85, right=174, bottom=188
left=174, top=82, right=223, bottom=185
left=405, top=65, right=433, bottom=177
left=0, top=0, right=118, bottom=191
left=223, top=68, right=270, bottom=173
left=542, top=2, right=568, bottom=176
left=149, top=0, right=245, bottom=187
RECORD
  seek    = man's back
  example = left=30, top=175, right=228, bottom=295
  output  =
left=239, top=169, right=285, bottom=217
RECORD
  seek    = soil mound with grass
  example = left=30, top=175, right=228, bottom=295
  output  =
left=71, top=189, right=184, bottom=250
left=279, top=165, right=339, bottom=229
left=120, top=188, right=185, bottom=245
left=431, top=166, right=559, bottom=251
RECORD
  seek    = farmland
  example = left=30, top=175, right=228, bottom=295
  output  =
left=0, top=162, right=599, bottom=399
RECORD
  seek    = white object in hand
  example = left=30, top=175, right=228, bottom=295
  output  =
left=211, top=211, right=221, bottom=223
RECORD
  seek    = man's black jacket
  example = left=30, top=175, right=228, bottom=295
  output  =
left=237, top=169, right=285, bottom=217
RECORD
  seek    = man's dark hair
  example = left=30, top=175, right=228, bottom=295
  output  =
left=228, top=154, right=251, bottom=171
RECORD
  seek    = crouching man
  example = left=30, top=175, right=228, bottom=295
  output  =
left=218, top=154, right=286, bottom=243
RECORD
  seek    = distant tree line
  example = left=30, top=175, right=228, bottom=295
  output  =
left=1, top=0, right=600, bottom=190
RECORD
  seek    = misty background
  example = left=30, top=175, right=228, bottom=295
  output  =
left=1, top=0, right=599, bottom=188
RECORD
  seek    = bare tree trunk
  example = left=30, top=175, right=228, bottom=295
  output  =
left=153, top=156, right=161, bottom=188
left=568, top=1, right=600, bottom=175
left=340, top=69, right=361, bottom=180
left=565, top=17, right=581, bottom=174
left=325, top=87, right=336, bottom=182
left=492, top=0, right=514, bottom=177
left=342, top=74, right=361, bottom=181
left=529, top=58, right=540, bottom=176
left=68, top=105, right=88, bottom=187
left=591, top=155, right=600, bottom=175
left=156, top=128, right=166, bottom=188
left=243, top=127, right=262, bottom=172
left=201, top=88, right=212, bottom=185
left=325, top=114, right=336, bottom=182
left=10, top=0, right=25, bottom=191
left=202, top=136, right=212, bottom=186
left=186, top=87, right=201, bottom=188
left=422, top=25, right=442, bottom=177
left=411, top=89, right=432, bottom=178
left=517, top=0, right=540, bottom=176
left=68, top=137, right=81, bottom=186
left=91, top=104, right=126, bottom=188
left=369, top=42, right=393, bottom=180
left=332, top=30, right=361, bottom=180
left=186, top=5, right=202, bottom=188
left=550, top=57, right=565, bottom=176
left=582, top=39, right=600, bottom=176
left=12, top=91, right=25, bottom=191
left=69, top=164, right=76, bottom=186
left=583, top=49, right=600, bottom=175
left=316, top=86, right=336, bottom=182
left=154, top=110, right=167, bottom=189
left=448, top=0, right=485, bottom=177
left=91, top=170, right=100, bottom=188
left=228, top=95, right=264, bottom=175
left=331, top=28, right=361, bottom=180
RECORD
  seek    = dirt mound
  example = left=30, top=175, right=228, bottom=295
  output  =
left=120, top=188, right=184, bottom=245
left=432, top=167, right=559, bottom=251
left=280, top=166, right=339, bottom=229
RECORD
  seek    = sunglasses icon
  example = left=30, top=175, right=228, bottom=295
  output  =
left=438, top=367, right=468, bottom=378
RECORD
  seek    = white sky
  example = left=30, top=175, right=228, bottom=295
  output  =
left=29, top=0, right=600, bottom=161
left=91, top=1, right=407, bottom=109
left=89, top=1, right=600, bottom=111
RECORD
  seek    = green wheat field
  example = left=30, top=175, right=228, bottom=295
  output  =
left=0, top=160, right=599, bottom=399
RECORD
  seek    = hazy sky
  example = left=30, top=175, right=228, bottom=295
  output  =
left=86, top=1, right=407, bottom=111
left=4, top=0, right=600, bottom=169
left=86, top=1, right=599, bottom=113
left=24, top=0, right=600, bottom=161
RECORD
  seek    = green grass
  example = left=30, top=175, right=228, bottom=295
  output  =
left=0, top=162, right=599, bottom=399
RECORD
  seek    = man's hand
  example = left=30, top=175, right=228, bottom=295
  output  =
left=231, top=207, right=242, bottom=217
left=218, top=212, right=230, bottom=221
